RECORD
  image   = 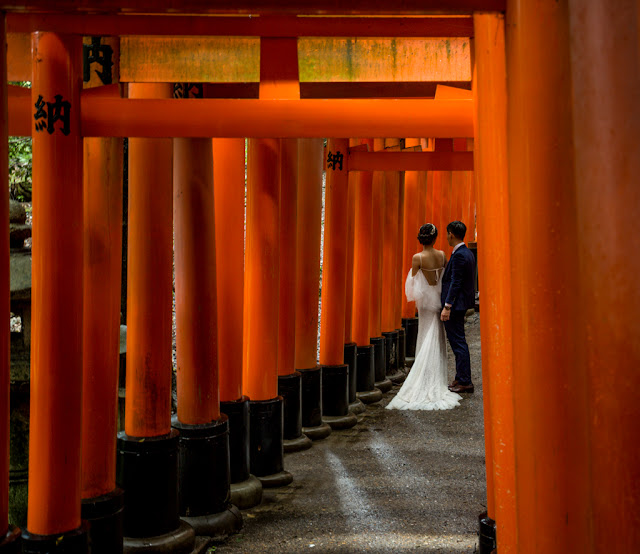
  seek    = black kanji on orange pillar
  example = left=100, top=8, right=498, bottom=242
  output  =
left=33, top=94, right=72, bottom=136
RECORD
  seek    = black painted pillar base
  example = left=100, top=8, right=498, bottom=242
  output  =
left=0, top=527, right=21, bottom=554
left=382, top=331, right=405, bottom=384
left=81, top=488, right=124, bottom=554
left=171, top=415, right=243, bottom=539
left=117, top=430, right=195, bottom=553
left=299, top=367, right=332, bottom=441
left=371, top=337, right=393, bottom=393
left=479, top=512, right=497, bottom=554
left=396, top=328, right=407, bottom=372
left=321, top=364, right=358, bottom=430
left=249, top=397, right=293, bottom=488
left=355, top=345, right=382, bottom=404
left=402, top=317, right=419, bottom=367
left=21, top=523, right=88, bottom=554
left=221, top=396, right=263, bottom=509
left=343, top=342, right=358, bottom=404
left=278, top=373, right=312, bottom=453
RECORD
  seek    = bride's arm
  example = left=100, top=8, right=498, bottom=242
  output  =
left=411, top=254, right=421, bottom=276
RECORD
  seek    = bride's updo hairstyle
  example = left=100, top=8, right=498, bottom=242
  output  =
left=417, top=223, right=438, bottom=246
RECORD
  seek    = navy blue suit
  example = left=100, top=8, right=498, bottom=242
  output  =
left=441, top=244, right=476, bottom=386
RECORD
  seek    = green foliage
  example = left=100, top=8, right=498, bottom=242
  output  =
left=8, top=81, right=32, bottom=201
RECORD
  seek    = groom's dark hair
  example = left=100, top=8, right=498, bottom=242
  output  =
left=447, top=221, right=467, bottom=240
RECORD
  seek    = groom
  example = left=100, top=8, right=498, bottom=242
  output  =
left=440, top=221, right=476, bottom=393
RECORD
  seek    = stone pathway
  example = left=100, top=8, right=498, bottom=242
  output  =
left=215, top=313, right=485, bottom=553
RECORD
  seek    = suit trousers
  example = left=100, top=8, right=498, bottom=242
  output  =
left=443, top=310, right=472, bottom=386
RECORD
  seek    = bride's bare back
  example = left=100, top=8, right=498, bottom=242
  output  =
left=411, top=246, right=446, bottom=285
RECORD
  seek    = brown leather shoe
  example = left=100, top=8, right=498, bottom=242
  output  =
left=449, top=383, right=474, bottom=393
left=448, top=380, right=459, bottom=390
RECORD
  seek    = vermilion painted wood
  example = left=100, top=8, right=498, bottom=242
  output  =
left=568, top=2, right=640, bottom=551
left=125, top=83, right=174, bottom=437
left=7, top=95, right=474, bottom=138
left=507, top=1, right=584, bottom=551
left=28, top=32, right=83, bottom=535
left=401, top=167, right=419, bottom=319
left=381, top=170, right=399, bottom=333
left=81, top=137, right=123, bottom=499
left=394, top=173, right=405, bottom=329
left=6, top=14, right=474, bottom=37
left=368, top=139, right=385, bottom=339
left=0, top=1, right=507, bottom=16
left=343, top=138, right=359, bottom=345
left=348, top=151, right=473, bottom=171
left=174, top=137, right=220, bottom=424
left=474, top=12, right=514, bottom=547
left=319, top=139, right=350, bottom=365
left=244, top=139, right=280, bottom=400
left=213, top=139, right=246, bottom=402
left=277, top=139, right=299, bottom=376
left=351, top=140, right=374, bottom=347
left=294, top=139, right=324, bottom=369
left=0, top=14, right=9, bottom=536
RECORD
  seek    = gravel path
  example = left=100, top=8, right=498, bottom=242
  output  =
left=215, top=313, right=485, bottom=553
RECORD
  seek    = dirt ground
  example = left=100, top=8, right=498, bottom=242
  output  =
left=211, top=313, right=485, bottom=553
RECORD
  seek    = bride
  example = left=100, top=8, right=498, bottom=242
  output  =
left=386, top=223, right=462, bottom=411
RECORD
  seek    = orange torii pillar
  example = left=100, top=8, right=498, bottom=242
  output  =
left=381, top=167, right=405, bottom=385
left=245, top=139, right=293, bottom=488
left=350, top=140, right=382, bottom=406
left=276, top=139, right=314, bottom=450
left=21, top=33, right=88, bottom=553
left=395, top=172, right=407, bottom=371
left=400, top=154, right=420, bottom=363
left=341, top=139, right=363, bottom=416
left=569, top=2, right=639, bottom=551
left=0, top=14, right=20, bottom=553
left=297, top=140, right=356, bottom=431
left=474, top=13, right=515, bottom=554
left=173, top=136, right=242, bottom=537
left=214, top=139, right=263, bottom=510
left=117, top=83, right=194, bottom=552
left=506, top=1, right=587, bottom=552
left=81, top=136, right=124, bottom=554
left=319, top=139, right=354, bottom=411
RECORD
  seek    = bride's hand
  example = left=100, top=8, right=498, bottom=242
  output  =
left=440, top=308, right=451, bottom=322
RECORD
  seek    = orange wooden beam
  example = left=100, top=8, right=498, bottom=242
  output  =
left=28, top=32, right=84, bottom=536
left=368, top=139, right=385, bottom=339
left=474, top=11, right=514, bottom=548
left=174, top=137, right=220, bottom=424
left=7, top=14, right=474, bottom=37
left=0, top=14, right=9, bottom=539
left=8, top=92, right=473, bottom=138
left=81, top=137, right=123, bottom=500
left=381, top=169, right=400, bottom=332
left=344, top=138, right=359, bottom=345
left=0, top=1, right=506, bottom=16
left=213, top=139, right=246, bottom=402
left=349, top=151, right=473, bottom=171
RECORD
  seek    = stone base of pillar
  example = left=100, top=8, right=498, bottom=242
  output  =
left=357, top=388, right=383, bottom=404
left=343, top=342, right=358, bottom=405
left=396, top=328, right=406, bottom=371
left=117, top=430, right=193, bottom=552
left=278, top=373, right=312, bottom=453
left=171, top=415, right=242, bottom=539
left=220, top=397, right=251, bottom=486
left=322, top=412, right=358, bottom=430
left=0, top=527, right=21, bottom=554
left=249, top=397, right=293, bottom=488
left=123, top=521, right=194, bottom=554
left=21, top=523, right=88, bottom=554
left=401, top=317, right=419, bottom=359
left=478, top=512, right=497, bottom=554
left=370, top=336, right=392, bottom=393
left=386, top=370, right=406, bottom=384
left=230, top=475, right=263, bottom=509
left=382, top=330, right=399, bottom=372
left=81, top=488, right=124, bottom=554
left=356, top=345, right=375, bottom=393
left=321, top=364, right=357, bottom=430
left=405, top=356, right=415, bottom=369
left=349, top=398, right=366, bottom=415
left=181, top=504, right=242, bottom=540
left=299, top=367, right=332, bottom=441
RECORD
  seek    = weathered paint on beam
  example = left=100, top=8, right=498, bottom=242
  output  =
left=7, top=92, right=474, bottom=138
left=0, top=1, right=506, bottom=16
left=7, top=13, right=474, bottom=37
left=118, top=37, right=470, bottom=82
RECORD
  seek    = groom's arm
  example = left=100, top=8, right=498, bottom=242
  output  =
left=444, top=254, right=465, bottom=308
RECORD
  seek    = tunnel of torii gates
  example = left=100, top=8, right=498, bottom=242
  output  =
left=0, top=2, right=638, bottom=554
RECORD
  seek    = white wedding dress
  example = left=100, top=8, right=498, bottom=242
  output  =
left=386, top=267, right=462, bottom=411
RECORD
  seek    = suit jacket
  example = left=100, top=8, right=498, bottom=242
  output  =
left=441, top=244, right=476, bottom=311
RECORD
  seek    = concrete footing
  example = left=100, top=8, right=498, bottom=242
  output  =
left=123, top=521, right=194, bottom=554
left=230, top=475, right=263, bottom=509
left=257, top=470, right=294, bottom=489
left=323, top=412, right=358, bottom=430
left=357, top=388, right=383, bottom=404
left=181, top=505, right=242, bottom=540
